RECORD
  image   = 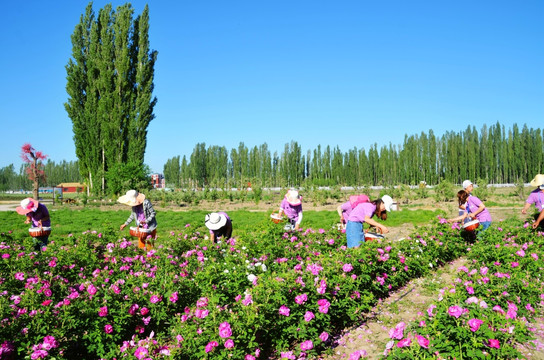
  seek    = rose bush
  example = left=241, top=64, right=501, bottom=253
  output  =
left=1, top=211, right=540, bottom=359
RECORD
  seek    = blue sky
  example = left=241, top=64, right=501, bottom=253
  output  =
left=1, top=1, right=543, bottom=174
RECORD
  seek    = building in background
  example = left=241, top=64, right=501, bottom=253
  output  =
left=151, top=174, right=165, bottom=189
left=57, top=182, right=86, bottom=193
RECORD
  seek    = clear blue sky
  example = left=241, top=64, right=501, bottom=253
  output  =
left=1, top=1, right=543, bottom=174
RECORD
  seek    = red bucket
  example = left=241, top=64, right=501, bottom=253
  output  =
left=462, top=220, right=480, bottom=232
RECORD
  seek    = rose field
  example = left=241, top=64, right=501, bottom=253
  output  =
left=1, top=208, right=544, bottom=359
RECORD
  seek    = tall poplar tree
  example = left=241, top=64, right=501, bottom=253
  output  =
left=65, top=2, right=157, bottom=195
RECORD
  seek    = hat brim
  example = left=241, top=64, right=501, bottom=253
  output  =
left=530, top=175, right=544, bottom=187
left=205, top=214, right=228, bottom=230
left=117, top=193, right=145, bottom=206
left=16, top=198, right=39, bottom=215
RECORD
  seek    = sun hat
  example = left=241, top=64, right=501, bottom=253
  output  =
left=117, top=190, right=146, bottom=206
left=16, top=198, right=39, bottom=215
left=381, top=195, right=394, bottom=212
left=285, top=189, right=302, bottom=206
left=205, top=212, right=227, bottom=230
left=462, top=180, right=473, bottom=189
left=530, top=174, right=544, bottom=187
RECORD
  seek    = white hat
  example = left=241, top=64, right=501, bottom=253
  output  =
left=530, top=174, right=544, bottom=187
left=117, top=190, right=145, bottom=206
left=285, top=190, right=301, bottom=206
left=205, top=212, right=227, bottom=230
left=462, top=180, right=473, bottom=189
left=381, top=195, right=394, bottom=212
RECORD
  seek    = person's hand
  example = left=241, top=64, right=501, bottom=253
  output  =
left=120, top=224, right=126, bottom=230
left=38, top=220, right=43, bottom=228
left=381, top=226, right=389, bottom=234
left=533, top=223, right=539, bottom=230
left=522, top=209, right=527, bottom=215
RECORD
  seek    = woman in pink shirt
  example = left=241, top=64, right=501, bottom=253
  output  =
left=278, top=189, right=303, bottom=231
left=447, top=190, right=492, bottom=232
left=522, top=174, right=544, bottom=229
left=345, top=195, right=393, bottom=248
left=337, top=194, right=369, bottom=229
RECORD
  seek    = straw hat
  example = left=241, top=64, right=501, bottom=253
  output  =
left=16, top=198, right=38, bottom=215
left=205, top=212, right=227, bottom=230
left=381, top=195, right=394, bottom=212
left=117, top=190, right=145, bottom=206
left=285, top=190, right=301, bottom=206
left=530, top=174, right=544, bottom=187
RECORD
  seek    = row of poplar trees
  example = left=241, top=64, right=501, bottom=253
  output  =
left=163, top=122, right=544, bottom=189
left=0, top=160, right=81, bottom=192
left=65, top=2, right=157, bottom=195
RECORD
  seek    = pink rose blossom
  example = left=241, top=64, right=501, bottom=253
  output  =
left=205, top=341, right=218, bottom=353
left=219, top=322, right=232, bottom=338
left=300, top=340, right=313, bottom=351
left=342, top=263, right=353, bottom=272
left=304, top=311, right=315, bottom=322
left=488, top=339, right=500, bottom=349
left=448, top=305, right=464, bottom=318
left=104, top=324, right=113, bottom=334
left=279, top=305, right=290, bottom=316
left=295, top=293, right=308, bottom=304
left=397, top=338, right=411, bottom=347
left=224, top=339, right=234, bottom=348
left=416, top=335, right=429, bottom=348
left=319, top=332, right=329, bottom=342
left=389, top=322, right=406, bottom=339
left=468, top=318, right=483, bottom=332
left=98, top=306, right=108, bottom=317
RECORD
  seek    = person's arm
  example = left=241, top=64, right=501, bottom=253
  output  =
left=364, top=215, right=389, bottom=234
left=210, top=231, right=216, bottom=242
left=447, top=212, right=469, bottom=223
left=522, top=202, right=532, bottom=214
left=533, top=211, right=544, bottom=229
left=337, top=205, right=345, bottom=223
left=294, top=212, right=303, bottom=230
left=121, top=210, right=135, bottom=230
left=469, top=203, right=486, bottom=219
left=144, top=200, right=156, bottom=224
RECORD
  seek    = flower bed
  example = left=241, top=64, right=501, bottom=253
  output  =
left=0, top=216, right=536, bottom=359
left=383, top=219, right=544, bottom=359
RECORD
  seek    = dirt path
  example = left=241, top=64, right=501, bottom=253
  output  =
left=319, top=258, right=467, bottom=359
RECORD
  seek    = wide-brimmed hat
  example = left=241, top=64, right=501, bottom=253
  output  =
left=285, top=190, right=301, bottom=206
left=16, top=198, right=39, bottom=215
left=530, top=174, right=544, bottom=187
left=117, top=190, right=145, bottom=206
left=462, top=180, right=473, bottom=189
left=381, top=195, right=394, bottom=212
left=205, top=212, right=227, bottom=230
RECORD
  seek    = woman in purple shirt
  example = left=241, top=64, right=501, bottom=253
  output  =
left=205, top=212, right=232, bottom=242
left=16, top=198, right=51, bottom=251
left=345, top=195, right=393, bottom=248
left=278, top=189, right=303, bottom=231
left=337, top=194, right=370, bottom=229
left=447, top=190, right=492, bottom=231
left=522, top=174, right=544, bottom=229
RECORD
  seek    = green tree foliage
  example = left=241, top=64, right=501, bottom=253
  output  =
left=65, top=2, right=157, bottom=195
left=160, top=122, right=542, bottom=189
